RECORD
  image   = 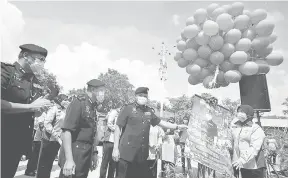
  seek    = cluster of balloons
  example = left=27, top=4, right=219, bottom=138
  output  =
left=174, top=2, right=284, bottom=89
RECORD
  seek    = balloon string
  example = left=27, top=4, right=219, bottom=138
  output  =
left=209, top=65, right=219, bottom=89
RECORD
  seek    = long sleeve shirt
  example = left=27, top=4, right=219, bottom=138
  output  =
left=43, top=105, right=66, bottom=142
left=106, top=109, right=119, bottom=143
left=230, top=119, right=266, bottom=169
left=33, top=112, right=46, bottom=141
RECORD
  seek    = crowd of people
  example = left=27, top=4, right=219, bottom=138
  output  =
left=1, top=43, right=282, bottom=178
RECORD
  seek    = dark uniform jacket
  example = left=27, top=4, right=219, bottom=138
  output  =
left=1, top=62, right=39, bottom=155
left=116, top=103, right=161, bottom=163
left=58, top=94, right=97, bottom=177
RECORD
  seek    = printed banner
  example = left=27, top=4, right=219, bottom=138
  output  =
left=185, top=95, right=234, bottom=177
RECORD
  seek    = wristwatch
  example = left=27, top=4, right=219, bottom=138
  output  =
left=93, top=150, right=99, bottom=154
left=176, top=125, right=179, bottom=130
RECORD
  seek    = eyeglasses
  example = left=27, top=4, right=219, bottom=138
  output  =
left=32, top=55, right=46, bottom=63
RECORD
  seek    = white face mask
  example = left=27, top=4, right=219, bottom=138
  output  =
left=237, top=112, right=247, bottom=122
left=136, top=96, right=148, bottom=105
left=96, top=90, right=105, bottom=103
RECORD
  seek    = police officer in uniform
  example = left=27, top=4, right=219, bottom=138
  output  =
left=112, top=87, right=188, bottom=178
left=1, top=44, right=52, bottom=178
left=58, top=79, right=106, bottom=178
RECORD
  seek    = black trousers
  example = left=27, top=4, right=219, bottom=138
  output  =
left=26, top=141, right=42, bottom=173
left=180, top=143, right=191, bottom=174
left=234, top=167, right=266, bottom=178
left=147, top=160, right=157, bottom=178
left=116, top=159, right=148, bottom=178
left=100, top=141, right=118, bottom=178
left=1, top=118, right=33, bottom=178
left=36, top=139, right=60, bottom=178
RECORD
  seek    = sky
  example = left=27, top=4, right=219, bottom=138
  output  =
left=1, top=1, right=288, bottom=115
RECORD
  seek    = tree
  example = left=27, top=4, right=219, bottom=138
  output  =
left=221, top=98, right=241, bottom=115
left=98, top=69, right=135, bottom=112
left=282, top=97, right=288, bottom=115
left=35, top=69, right=62, bottom=99
left=168, top=95, right=193, bottom=123
left=68, top=87, right=86, bottom=96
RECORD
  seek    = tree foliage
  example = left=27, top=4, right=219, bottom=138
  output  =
left=168, top=95, right=193, bottom=123
left=221, top=98, right=241, bottom=115
left=35, top=69, right=62, bottom=98
left=98, top=69, right=135, bottom=112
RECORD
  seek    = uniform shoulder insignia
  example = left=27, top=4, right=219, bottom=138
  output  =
left=1, top=62, right=15, bottom=67
left=76, top=94, right=86, bottom=101
left=147, top=106, right=155, bottom=113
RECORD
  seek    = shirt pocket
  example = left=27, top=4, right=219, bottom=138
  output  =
left=128, top=113, right=142, bottom=125
left=9, top=79, right=31, bottom=101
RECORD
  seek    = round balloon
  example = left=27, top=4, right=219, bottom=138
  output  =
left=255, top=60, right=270, bottom=74
left=269, top=34, right=277, bottom=44
left=176, top=36, right=183, bottom=43
left=207, top=64, right=217, bottom=73
left=188, top=75, right=201, bottom=85
left=177, top=40, right=186, bottom=51
left=239, top=61, right=259, bottom=75
left=178, top=58, right=190, bottom=68
left=255, top=44, right=273, bottom=57
left=235, top=38, right=252, bottom=52
left=186, top=38, right=200, bottom=50
left=229, top=2, right=244, bottom=17
left=216, top=13, right=234, bottom=32
left=195, top=31, right=210, bottom=45
left=183, top=48, right=198, bottom=62
left=184, top=25, right=200, bottom=39
left=265, top=52, right=284, bottom=66
left=251, top=37, right=270, bottom=51
left=220, top=60, right=236, bottom=72
left=243, top=29, right=256, bottom=41
left=229, top=51, right=248, bottom=64
left=181, top=29, right=187, bottom=41
left=243, top=10, right=252, bottom=17
left=210, top=51, right=225, bottom=65
left=234, top=15, right=250, bottom=30
left=203, top=20, right=219, bottom=36
left=207, top=3, right=220, bottom=17
left=211, top=7, right=226, bottom=20
left=225, top=29, right=242, bottom=44
left=209, top=35, right=224, bottom=51
left=194, top=58, right=209, bottom=68
left=222, top=5, right=232, bottom=13
left=198, top=68, right=211, bottom=80
left=216, top=70, right=226, bottom=84
left=203, top=76, right=214, bottom=89
left=186, top=17, right=195, bottom=26
left=198, top=45, right=212, bottom=59
left=186, top=64, right=202, bottom=76
left=194, top=8, right=207, bottom=24
left=174, top=51, right=182, bottom=61
left=255, top=20, right=275, bottom=37
left=251, top=9, right=267, bottom=24
left=220, top=43, right=235, bottom=59
left=224, top=70, right=242, bottom=83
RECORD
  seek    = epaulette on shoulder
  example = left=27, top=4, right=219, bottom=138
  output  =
left=147, top=106, right=155, bottom=113
left=1, top=62, right=14, bottom=66
left=76, top=94, right=86, bottom=101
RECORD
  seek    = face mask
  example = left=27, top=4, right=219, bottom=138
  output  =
left=95, top=91, right=105, bottom=103
left=30, top=60, right=44, bottom=74
left=237, top=112, right=247, bottom=122
left=136, top=96, right=148, bottom=105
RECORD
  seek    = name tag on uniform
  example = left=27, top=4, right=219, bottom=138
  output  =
left=144, top=112, right=151, bottom=116
left=33, top=83, right=43, bottom=89
left=86, top=106, right=91, bottom=114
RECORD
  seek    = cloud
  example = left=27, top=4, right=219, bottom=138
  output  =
left=172, top=14, right=180, bottom=26
left=1, top=1, right=25, bottom=63
left=45, top=42, right=168, bottom=102
left=266, top=11, right=285, bottom=23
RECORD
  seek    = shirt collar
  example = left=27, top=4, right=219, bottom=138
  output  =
left=234, top=119, right=253, bottom=127
left=14, top=62, right=34, bottom=75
